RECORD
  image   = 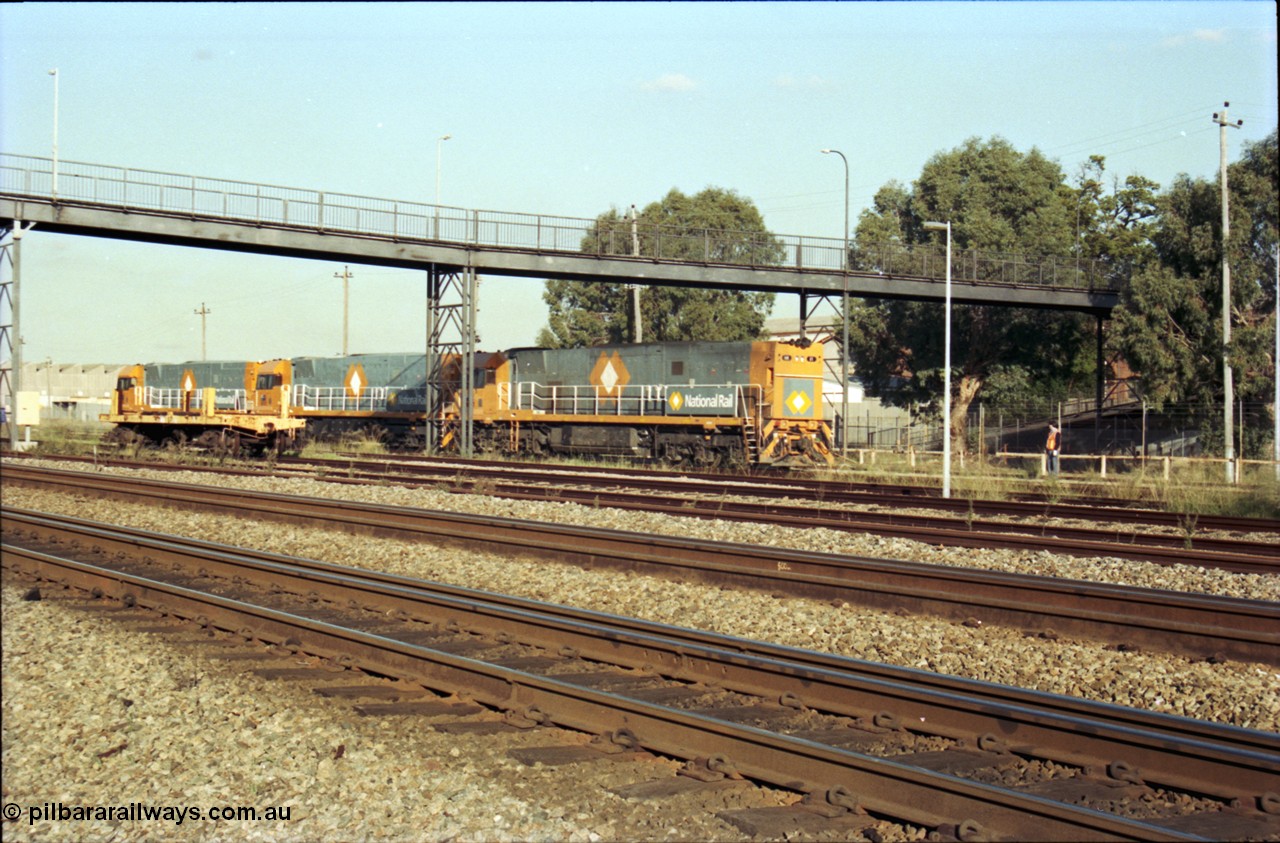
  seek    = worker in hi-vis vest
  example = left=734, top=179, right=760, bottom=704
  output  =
left=1046, top=425, right=1062, bottom=475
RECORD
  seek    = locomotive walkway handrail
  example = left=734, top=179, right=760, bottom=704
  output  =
left=1, top=152, right=1120, bottom=292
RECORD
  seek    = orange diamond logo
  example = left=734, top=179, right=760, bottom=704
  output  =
left=345, top=363, right=367, bottom=399
left=786, top=390, right=811, bottom=415
left=668, top=391, right=684, bottom=411
left=589, top=350, right=630, bottom=397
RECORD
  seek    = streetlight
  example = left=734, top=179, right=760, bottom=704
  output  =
left=49, top=68, right=59, bottom=200
left=923, top=220, right=952, bottom=498
left=822, top=148, right=850, bottom=458
left=434, top=134, right=452, bottom=239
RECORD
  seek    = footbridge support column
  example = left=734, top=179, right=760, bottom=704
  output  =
left=424, top=262, right=476, bottom=457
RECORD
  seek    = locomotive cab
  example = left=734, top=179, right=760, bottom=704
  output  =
left=246, top=360, right=292, bottom=416
left=110, top=364, right=148, bottom=414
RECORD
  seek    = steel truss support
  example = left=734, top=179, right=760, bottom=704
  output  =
left=424, top=262, right=476, bottom=456
left=1, top=221, right=19, bottom=448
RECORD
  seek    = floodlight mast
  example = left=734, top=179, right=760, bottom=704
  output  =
left=821, top=148, right=851, bottom=458
left=923, top=220, right=952, bottom=498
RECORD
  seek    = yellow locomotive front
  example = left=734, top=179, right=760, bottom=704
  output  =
left=748, top=340, right=834, bottom=465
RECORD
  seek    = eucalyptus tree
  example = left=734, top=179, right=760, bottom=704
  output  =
left=538, top=187, right=779, bottom=348
left=1112, top=130, right=1278, bottom=457
left=847, top=137, right=1109, bottom=447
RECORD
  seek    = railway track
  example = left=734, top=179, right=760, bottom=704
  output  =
left=290, top=460, right=1280, bottom=573
left=7, top=453, right=1278, bottom=573
left=5, top=463, right=1277, bottom=666
left=5, top=508, right=1278, bottom=841
left=333, top=452, right=1280, bottom=534
left=12, top=450, right=1278, bottom=534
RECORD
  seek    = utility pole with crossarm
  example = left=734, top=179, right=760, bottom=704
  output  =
left=194, top=302, right=211, bottom=361
left=1213, top=102, right=1243, bottom=482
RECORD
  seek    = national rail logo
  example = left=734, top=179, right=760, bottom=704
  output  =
left=786, top=389, right=811, bottom=415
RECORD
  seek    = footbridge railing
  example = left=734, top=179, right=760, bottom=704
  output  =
left=1, top=153, right=1120, bottom=291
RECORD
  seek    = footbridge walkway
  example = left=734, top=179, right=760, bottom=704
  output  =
left=0, top=153, right=1119, bottom=314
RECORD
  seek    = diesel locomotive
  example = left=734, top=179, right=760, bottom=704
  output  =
left=102, top=339, right=834, bottom=467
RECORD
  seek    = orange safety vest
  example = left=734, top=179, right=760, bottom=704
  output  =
left=1046, top=430, right=1060, bottom=450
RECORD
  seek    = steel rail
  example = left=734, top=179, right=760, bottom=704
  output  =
left=5, top=463, right=1277, bottom=667
left=0, top=539, right=1242, bottom=840
left=317, top=453, right=1280, bottom=534
left=9, top=451, right=1277, bottom=535
left=262, top=461, right=1280, bottom=571
left=7, top=453, right=1274, bottom=568
left=5, top=505, right=1277, bottom=805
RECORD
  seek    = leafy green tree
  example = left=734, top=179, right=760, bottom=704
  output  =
left=848, top=137, right=1105, bottom=447
left=1074, top=155, right=1160, bottom=284
left=538, top=187, right=779, bottom=347
left=1112, top=129, right=1277, bottom=456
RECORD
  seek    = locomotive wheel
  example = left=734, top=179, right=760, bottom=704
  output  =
left=162, top=430, right=189, bottom=452
left=691, top=443, right=718, bottom=468
left=215, top=430, right=243, bottom=458
left=101, top=426, right=148, bottom=453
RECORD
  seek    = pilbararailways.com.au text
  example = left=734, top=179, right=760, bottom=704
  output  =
left=4, top=801, right=292, bottom=826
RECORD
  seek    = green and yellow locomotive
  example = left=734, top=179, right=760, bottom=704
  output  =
left=104, top=339, right=833, bottom=467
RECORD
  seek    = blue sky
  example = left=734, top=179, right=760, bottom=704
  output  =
left=2, top=1, right=1276, bottom=364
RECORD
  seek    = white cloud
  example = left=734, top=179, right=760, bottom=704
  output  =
left=1161, top=28, right=1228, bottom=48
left=640, top=73, right=697, bottom=92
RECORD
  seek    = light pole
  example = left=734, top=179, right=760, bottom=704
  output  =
left=923, top=220, right=952, bottom=498
left=434, top=134, right=452, bottom=239
left=822, top=148, right=850, bottom=458
left=49, top=68, right=59, bottom=200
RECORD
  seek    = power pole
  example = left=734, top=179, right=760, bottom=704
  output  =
left=194, top=302, right=211, bottom=361
left=1213, top=103, right=1243, bottom=482
left=335, top=265, right=352, bottom=355
left=629, top=205, right=642, bottom=343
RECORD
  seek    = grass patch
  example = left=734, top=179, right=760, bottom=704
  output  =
left=300, top=432, right=389, bottom=459
left=24, top=420, right=112, bottom=456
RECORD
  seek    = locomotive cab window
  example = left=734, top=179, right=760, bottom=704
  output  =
left=116, top=377, right=137, bottom=390
left=255, top=374, right=283, bottom=390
